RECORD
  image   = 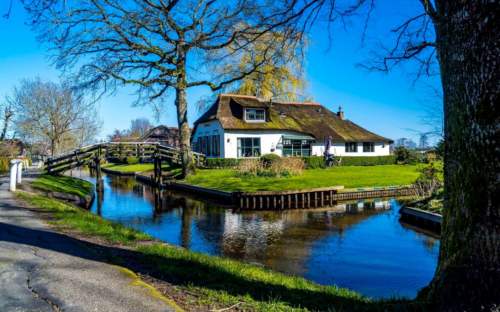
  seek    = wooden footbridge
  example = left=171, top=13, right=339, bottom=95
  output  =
left=45, top=142, right=205, bottom=184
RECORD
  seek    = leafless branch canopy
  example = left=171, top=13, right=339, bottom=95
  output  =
left=357, top=3, right=438, bottom=82
left=22, top=0, right=331, bottom=106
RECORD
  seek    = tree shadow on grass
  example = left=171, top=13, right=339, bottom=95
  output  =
left=0, top=221, right=420, bottom=311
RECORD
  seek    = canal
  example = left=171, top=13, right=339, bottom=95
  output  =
left=77, top=172, right=439, bottom=299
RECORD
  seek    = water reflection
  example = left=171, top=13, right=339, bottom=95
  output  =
left=82, top=172, right=439, bottom=299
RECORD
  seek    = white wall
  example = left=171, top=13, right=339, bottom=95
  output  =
left=223, top=130, right=289, bottom=158
left=312, top=142, right=390, bottom=156
left=194, top=124, right=392, bottom=158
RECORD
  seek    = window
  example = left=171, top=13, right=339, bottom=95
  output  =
left=237, top=138, right=261, bottom=157
left=345, top=142, right=358, bottom=153
left=195, top=135, right=220, bottom=157
left=363, top=142, right=375, bottom=152
left=245, top=108, right=265, bottom=122
left=283, top=139, right=311, bottom=157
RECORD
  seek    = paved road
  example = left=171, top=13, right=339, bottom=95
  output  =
left=0, top=177, right=179, bottom=312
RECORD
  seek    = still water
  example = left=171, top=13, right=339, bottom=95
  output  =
left=79, top=172, right=439, bottom=299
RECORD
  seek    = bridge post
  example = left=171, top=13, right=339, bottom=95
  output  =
left=95, top=146, right=103, bottom=192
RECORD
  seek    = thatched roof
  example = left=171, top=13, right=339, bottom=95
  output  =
left=194, top=94, right=393, bottom=143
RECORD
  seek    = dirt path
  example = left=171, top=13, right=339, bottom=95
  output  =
left=0, top=176, right=181, bottom=312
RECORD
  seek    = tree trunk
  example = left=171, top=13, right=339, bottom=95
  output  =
left=175, top=44, right=193, bottom=177
left=420, top=1, right=499, bottom=310
left=0, top=107, right=12, bottom=140
left=50, top=138, right=56, bottom=157
left=0, top=122, right=8, bottom=140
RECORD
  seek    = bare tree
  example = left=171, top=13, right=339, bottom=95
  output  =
left=73, top=109, right=102, bottom=148
left=130, top=118, right=152, bottom=138
left=12, top=78, right=99, bottom=156
left=0, top=99, right=14, bottom=140
left=22, top=0, right=323, bottom=176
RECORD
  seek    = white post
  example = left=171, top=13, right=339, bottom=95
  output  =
left=9, top=160, right=19, bottom=192
left=17, top=161, right=23, bottom=184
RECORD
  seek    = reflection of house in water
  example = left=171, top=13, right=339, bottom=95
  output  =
left=206, top=199, right=392, bottom=274
left=342, top=199, right=391, bottom=213
left=136, top=184, right=393, bottom=275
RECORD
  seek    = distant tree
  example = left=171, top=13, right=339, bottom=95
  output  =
left=73, top=109, right=102, bottom=148
left=0, top=99, right=14, bottom=140
left=11, top=78, right=99, bottom=156
left=130, top=118, right=152, bottom=138
left=419, top=133, right=429, bottom=149
left=23, top=0, right=312, bottom=177
left=395, top=137, right=417, bottom=149
left=107, top=129, right=131, bottom=143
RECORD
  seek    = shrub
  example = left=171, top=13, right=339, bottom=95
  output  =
left=0, top=157, right=10, bottom=173
left=302, top=156, right=326, bottom=169
left=237, top=158, right=263, bottom=176
left=413, top=163, right=443, bottom=197
left=260, top=153, right=281, bottom=168
left=236, top=157, right=305, bottom=177
left=270, top=157, right=304, bottom=177
left=126, top=156, right=140, bottom=164
left=205, top=158, right=241, bottom=168
left=394, top=147, right=420, bottom=164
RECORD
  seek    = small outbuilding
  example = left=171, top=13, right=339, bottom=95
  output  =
left=140, top=125, right=180, bottom=148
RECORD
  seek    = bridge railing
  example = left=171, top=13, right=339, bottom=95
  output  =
left=44, top=142, right=206, bottom=175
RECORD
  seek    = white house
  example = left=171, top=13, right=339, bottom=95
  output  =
left=192, top=94, right=392, bottom=158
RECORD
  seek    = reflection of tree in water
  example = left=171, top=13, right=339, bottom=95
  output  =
left=195, top=199, right=393, bottom=274
left=107, top=175, right=137, bottom=195
left=146, top=192, right=394, bottom=272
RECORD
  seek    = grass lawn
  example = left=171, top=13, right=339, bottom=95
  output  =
left=15, top=191, right=407, bottom=311
left=185, top=165, right=422, bottom=192
left=102, top=162, right=178, bottom=174
left=32, top=174, right=94, bottom=198
left=102, top=163, right=156, bottom=173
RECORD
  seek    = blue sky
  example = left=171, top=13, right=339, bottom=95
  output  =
left=0, top=1, right=441, bottom=144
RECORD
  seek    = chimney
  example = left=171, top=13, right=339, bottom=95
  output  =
left=337, top=105, right=344, bottom=120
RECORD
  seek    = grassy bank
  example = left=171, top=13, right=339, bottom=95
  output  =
left=102, top=162, right=179, bottom=175
left=102, top=163, right=156, bottom=173
left=15, top=190, right=412, bottom=311
left=32, top=174, right=94, bottom=198
left=184, top=165, right=421, bottom=192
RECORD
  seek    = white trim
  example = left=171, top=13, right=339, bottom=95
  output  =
left=244, top=108, right=266, bottom=122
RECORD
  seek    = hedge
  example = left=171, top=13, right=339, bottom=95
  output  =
left=205, top=158, right=241, bottom=168
left=206, top=155, right=397, bottom=169
left=339, top=155, right=397, bottom=166
left=302, top=155, right=397, bottom=168
left=302, top=156, right=326, bottom=169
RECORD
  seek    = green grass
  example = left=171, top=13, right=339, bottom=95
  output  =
left=17, top=192, right=151, bottom=244
left=184, top=165, right=422, bottom=192
left=15, top=191, right=416, bottom=311
left=102, top=162, right=176, bottom=174
left=32, top=174, right=94, bottom=198
left=102, top=163, right=156, bottom=173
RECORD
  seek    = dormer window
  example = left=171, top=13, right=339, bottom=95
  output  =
left=244, top=108, right=265, bottom=122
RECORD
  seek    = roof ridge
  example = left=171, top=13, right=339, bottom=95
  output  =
left=220, top=93, right=321, bottom=106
